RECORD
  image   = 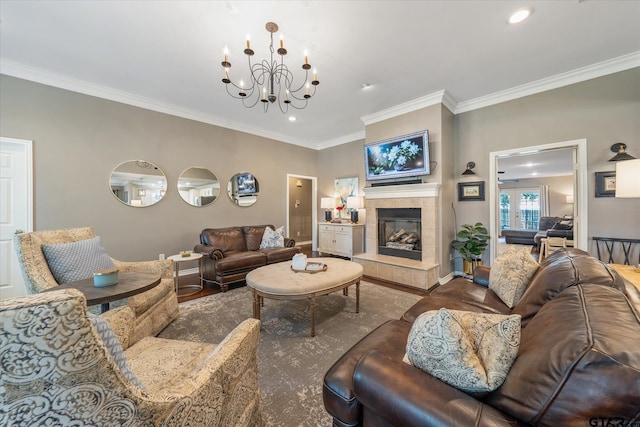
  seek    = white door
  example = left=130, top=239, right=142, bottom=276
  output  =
left=499, top=188, right=540, bottom=232
left=0, top=137, right=33, bottom=299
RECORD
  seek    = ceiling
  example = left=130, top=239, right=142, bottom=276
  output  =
left=1, top=1, right=639, bottom=150
left=497, top=148, right=574, bottom=182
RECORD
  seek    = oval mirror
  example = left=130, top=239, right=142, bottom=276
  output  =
left=109, top=160, right=167, bottom=207
left=227, top=172, right=260, bottom=207
left=177, top=167, right=220, bottom=207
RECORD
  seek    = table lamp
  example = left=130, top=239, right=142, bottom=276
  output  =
left=321, top=197, right=336, bottom=222
left=615, top=159, right=640, bottom=198
left=347, top=196, right=365, bottom=224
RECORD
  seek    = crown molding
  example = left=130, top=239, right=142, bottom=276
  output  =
left=361, top=90, right=456, bottom=126
left=455, top=51, right=640, bottom=114
left=315, top=130, right=366, bottom=150
left=0, top=59, right=314, bottom=149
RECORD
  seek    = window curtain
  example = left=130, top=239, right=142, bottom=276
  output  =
left=539, top=185, right=550, bottom=217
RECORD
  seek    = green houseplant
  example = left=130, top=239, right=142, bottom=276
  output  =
left=451, top=222, right=490, bottom=275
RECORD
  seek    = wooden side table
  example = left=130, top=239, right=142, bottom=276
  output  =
left=44, top=272, right=161, bottom=313
left=168, top=253, right=204, bottom=297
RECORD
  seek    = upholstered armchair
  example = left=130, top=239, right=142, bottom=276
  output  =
left=13, top=227, right=178, bottom=345
left=0, top=289, right=263, bottom=426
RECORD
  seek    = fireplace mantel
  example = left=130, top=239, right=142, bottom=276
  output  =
left=363, top=182, right=439, bottom=199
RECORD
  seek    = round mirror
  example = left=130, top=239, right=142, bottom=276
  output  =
left=109, top=160, right=167, bottom=207
left=177, top=167, right=220, bottom=207
left=227, top=172, right=260, bottom=207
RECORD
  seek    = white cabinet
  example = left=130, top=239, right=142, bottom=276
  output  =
left=318, top=223, right=364, bottom=258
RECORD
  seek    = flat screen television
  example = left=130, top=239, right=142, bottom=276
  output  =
left=235, top=173, right=259, bottom=196
left=364, top=130, right=430, bottom=181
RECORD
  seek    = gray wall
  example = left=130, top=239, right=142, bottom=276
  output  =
left=454, top=68, right=640, bottom=259
left=2, top=67, right=638, bottom=268
left=0, top=75, right=318, bottom=261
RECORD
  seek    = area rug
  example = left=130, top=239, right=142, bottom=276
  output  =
left=158, top=281, right=422, bottom=427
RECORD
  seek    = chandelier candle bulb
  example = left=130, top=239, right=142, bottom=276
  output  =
left=280, top=34, right=284, bottom=48
left=246, top=36, right=250, bottom=49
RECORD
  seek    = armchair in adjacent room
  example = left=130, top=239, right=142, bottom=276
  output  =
left=0, top=289, right=263, bottom=426
left=13, top=227, right=179, bottom=346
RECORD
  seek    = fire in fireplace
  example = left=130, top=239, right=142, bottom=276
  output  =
left=377, top=208, right=422, bottom=261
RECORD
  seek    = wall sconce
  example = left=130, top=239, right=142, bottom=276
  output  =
left=296, top=180, right=303, bottom=188
left=608, top=143, right=636, bottom=161
left=461, top=161, right=476, bottom=175
left=321, top=197, right=336, bottom=222
left=565, top=195, right=574, bottom=204
left=347, top=196, right=365, bottom=224
left=615, top=158, right=640, bottom=198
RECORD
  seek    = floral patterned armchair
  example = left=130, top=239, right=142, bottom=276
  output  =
left=0, top=289, right=263, bottom=426
left=14, top=227, right=178, bottom=346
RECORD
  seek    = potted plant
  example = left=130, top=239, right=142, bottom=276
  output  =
left=451, top=222, right=490, bottom=275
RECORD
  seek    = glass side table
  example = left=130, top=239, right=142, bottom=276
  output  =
left=167, top=253, right=204, bottom=297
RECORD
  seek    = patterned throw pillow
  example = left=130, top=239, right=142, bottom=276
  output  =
left=405, top=308, right=521, bottom=394
left=259, top=226, right=285, bottom=249
left=489, top=246, right=539, bottom=308
left=42, top=236, right=116, bottom=284
left=87, top=313, right=146, bottom=390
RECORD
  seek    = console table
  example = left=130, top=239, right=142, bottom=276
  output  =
left=593, top=237, right=640, bottom=265
left=45, top=272, right=161, bottom=313
left=318, top=223, right=365, bottom=258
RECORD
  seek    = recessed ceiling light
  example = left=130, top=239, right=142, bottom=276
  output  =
left=508, top=8, right=531, bottom=24
left=288, top=116, right=297, bottom=122
left=361, top=83, right=372, bottom=90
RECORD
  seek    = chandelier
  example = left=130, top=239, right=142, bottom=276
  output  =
left=221, top=22, right=319, bottom=113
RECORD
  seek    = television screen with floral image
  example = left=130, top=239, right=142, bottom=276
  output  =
left=364, top=130, right=430, bottom=181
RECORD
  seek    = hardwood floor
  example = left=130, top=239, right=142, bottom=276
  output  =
left=177, top=244, right=430, bottom=304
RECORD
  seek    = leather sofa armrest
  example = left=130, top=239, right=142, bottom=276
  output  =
left=473, top=265, right=491, bottom=287
left=194, top=244, right=224, bottom=260
left=353, top=350, right=522, bottom=427
left=284, top=237, right=296, bottom=248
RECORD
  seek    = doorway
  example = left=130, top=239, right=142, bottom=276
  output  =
left=286, top=174, right=317, bottom=250
left=489, top=139, right=587, bottom=263
left=0, top=137, right=33, bottom=298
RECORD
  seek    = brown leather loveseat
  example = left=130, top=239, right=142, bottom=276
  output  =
left=195, top=225, right=300, bottom=292
left=323, top=248, right=640, bottom=426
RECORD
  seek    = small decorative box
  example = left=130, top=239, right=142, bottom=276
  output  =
left=93, top=268, right=119, bottom=287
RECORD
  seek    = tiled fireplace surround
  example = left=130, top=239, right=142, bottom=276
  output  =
left=353, top=183, right=440, bottom=290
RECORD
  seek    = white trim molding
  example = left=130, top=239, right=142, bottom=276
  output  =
left=361, top=90, right=455, bottom=126
left=455, top=51, right=640, bottom=114
left=363, top=182, right=439, bottom=199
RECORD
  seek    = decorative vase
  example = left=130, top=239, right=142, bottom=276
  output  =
left=463, top=258, right=482, bottom=275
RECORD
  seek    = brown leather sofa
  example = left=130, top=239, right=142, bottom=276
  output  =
left=323, top=248, right=640, bottom=426
left=194, top=225, right=300, bottom=292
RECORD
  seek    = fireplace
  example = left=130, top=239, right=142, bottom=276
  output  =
left=353, top=182, right=439, bottom=290
left=378, top=208, right=422, bottom=261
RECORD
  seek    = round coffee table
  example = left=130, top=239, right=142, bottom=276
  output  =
left=246, top=257, right=363, bottom=336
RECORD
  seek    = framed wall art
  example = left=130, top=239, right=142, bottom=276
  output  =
left=595, top=171, right=616, bottom=197
left=334, top=177, right=358, bottom=219
left=458, top=181, right=485, bottom=201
